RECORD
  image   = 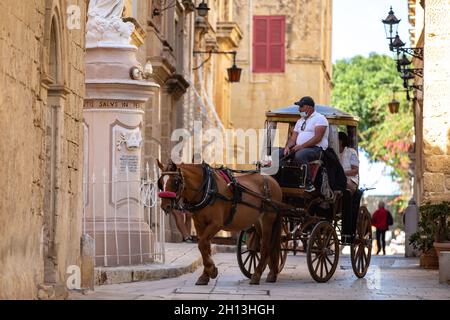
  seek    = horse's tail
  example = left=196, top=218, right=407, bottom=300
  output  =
left=268, top=208, right=282, bottom=274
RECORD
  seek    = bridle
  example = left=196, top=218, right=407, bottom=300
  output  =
left=157, top=163, right=214, bottom=212
left=157, top=168, right=185, bottom=210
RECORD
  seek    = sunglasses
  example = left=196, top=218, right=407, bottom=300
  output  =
left=301, top=121, right=306, bottom=131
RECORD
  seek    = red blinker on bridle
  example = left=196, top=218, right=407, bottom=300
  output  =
left=158, top=191, right=177, bottom=199
left=157, top=170, right=184, bottom=201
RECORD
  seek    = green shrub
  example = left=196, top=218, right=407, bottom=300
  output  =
left=409, top=201, right=450, bottom=253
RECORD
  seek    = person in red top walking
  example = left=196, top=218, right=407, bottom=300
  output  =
left=372, top=201, right=388, bottom=255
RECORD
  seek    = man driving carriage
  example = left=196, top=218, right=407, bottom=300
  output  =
left=280, top=96, right=329, bottom=192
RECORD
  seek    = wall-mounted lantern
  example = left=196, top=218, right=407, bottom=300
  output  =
left=193, top=50, right=242, bottom=83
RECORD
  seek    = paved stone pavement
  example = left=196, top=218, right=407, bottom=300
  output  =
left=93, top=243, right=234, bottom=286
left=71, top=248, right=450, bottom=300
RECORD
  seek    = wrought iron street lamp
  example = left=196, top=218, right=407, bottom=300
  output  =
left=382, top=7, right=400, bottom=51
left=382, top=6, right=424, bottom=100
left=196, top=0, right=210, bottom=17
left=152, top=0, right=178, bottom=17
left=382, top=7, right=423, bottom=60
left=193, top=50, right=242, bottom=83
left=388, top=88, right=400, bottom=114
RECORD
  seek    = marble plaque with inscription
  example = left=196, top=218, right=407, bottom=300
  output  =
left=84, top=100, right=143, bottom=110
left=111, top=124, right=143, bottom=203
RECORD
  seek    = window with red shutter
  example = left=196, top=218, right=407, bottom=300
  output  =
left=253, top=16, right=285, bottom=73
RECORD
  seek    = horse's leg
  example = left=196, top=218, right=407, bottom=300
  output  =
left=266, top=213, right=279, bottom=283
left=250, top=214, right=274, bottom=285
left=195, top=222, right=221, bottom=285
left=193, top=220, right=210, bottom=285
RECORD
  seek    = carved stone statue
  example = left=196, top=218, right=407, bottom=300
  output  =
left=86, top=0, right=135, bottom=47
left=88, top=0, right=124, bottom=19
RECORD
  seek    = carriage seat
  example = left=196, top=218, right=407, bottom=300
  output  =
left=274, top=160, right=324, bottom=189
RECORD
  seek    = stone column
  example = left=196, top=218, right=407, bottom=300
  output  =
left=404, top=199, right=419, bottom=257
left=83, top=1, right=160, bottom=266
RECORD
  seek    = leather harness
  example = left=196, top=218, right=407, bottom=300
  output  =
left=160, top=163, right=278, bottom=226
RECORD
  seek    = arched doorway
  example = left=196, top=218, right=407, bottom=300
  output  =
left=43, top=13, right=66, bottom=285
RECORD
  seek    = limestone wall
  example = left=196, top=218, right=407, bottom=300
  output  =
left=421, top=0, right=450, bottom=203
left=0, top=0, right=86, bottom=299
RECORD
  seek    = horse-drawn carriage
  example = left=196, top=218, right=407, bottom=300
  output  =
left=157, top=104, right=372, bottom=286
left=236, top=104, right=373, bottom=283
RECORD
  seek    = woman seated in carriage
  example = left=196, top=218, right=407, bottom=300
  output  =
left=338, top=131, right=360, bottom=195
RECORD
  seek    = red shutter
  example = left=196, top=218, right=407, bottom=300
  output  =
left=253, top=16, right=285, bottom=73
left=253, top=17, right=268, bottom=72
left=268, top=17, right=285, bottom=72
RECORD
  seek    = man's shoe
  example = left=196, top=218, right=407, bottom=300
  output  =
left=305, top=183, right=316, bottom=193
left=183, top=236, right=195, bottom=243
left=341, top=234, right=352, bottom=245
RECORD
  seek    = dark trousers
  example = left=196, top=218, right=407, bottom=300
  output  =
left=376, top=229, right=386, bottom=254
left=278, top=146, right=322, bottom=183
left=341, top=190, right=353, bottom=236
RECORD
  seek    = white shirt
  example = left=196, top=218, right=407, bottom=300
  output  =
left=293, top=111, right=329, bottom=150
left=339, top=147, right=359, bottom=185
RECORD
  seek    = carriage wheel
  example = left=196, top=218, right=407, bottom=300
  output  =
left=237, top=224, right=288, bottom=279
left=307, top=221, right=340, bottom=283
left=351, top=206, right=372, bottom=278
left=237, top=227, right=261, bottom=278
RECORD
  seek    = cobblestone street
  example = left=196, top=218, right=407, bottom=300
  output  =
left=71, top=252, right=450, bottom=300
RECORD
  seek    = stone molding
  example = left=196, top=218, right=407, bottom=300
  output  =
left=123, top=17, right=147, bottom=47
left=150, top=56, right=177, bottom=84
left=216, top=21, right=243, bottom=48
left=165, top=74, right=190, bottom=99
left=84, top=99, right=146, bottom=110
left=85, top=81, right=158, bottom=102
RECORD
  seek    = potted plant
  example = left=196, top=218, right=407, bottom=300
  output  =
left=409, top=202, right=450, bottom=269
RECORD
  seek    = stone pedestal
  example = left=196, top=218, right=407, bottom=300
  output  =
left=404, top=199, right=419, bottom=257
left=84, top=44, right=160, bottom=267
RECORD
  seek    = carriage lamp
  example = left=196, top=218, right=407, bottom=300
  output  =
left=193, top=50, right=242, bottom=83
left=196, top=0, right=210, bottom=17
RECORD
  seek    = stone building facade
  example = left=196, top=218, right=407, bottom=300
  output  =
left=408, top=0, right=450, bottom=204
left=0, top=0, right=87, bottom=299
left=121, top=0, right=195, bottom=242
left=122, top=0, right=243, bottom=241
left=230, top=0, right=333, bottom=167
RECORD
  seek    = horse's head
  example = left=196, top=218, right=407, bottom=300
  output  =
left=157, top=159, right=183, bottom=214
left=157, top=159, right=206, bottom=214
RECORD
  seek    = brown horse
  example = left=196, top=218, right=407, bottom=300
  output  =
left=157, top=160, right=283, bottom=285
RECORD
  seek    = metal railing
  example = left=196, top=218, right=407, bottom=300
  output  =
left=82, top=162, right=165, bottom=267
